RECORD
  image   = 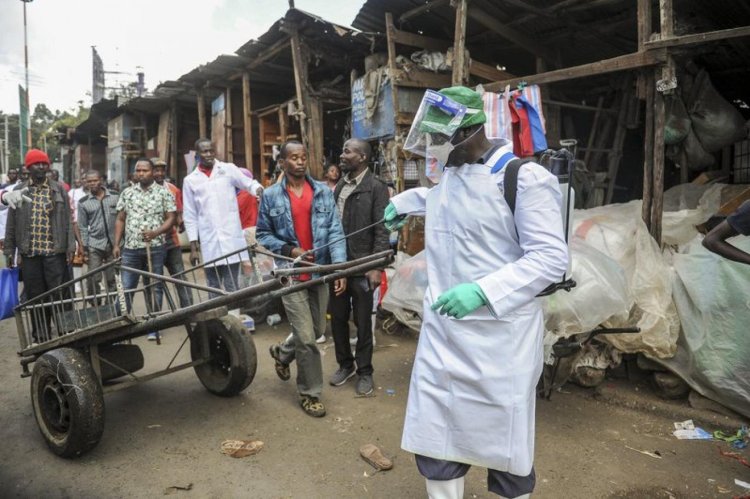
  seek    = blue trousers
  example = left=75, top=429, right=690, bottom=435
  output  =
left=121, top=245, right=165, bottom=313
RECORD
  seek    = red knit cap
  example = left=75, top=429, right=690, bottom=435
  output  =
left=24, top=149, right=50, bottom=167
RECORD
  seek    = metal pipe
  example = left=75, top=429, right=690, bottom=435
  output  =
left=292, top=218, right=386, bottom=264
left=272, top=250, right=393, bottom=277
left=120, top=266, right=228, bottom=296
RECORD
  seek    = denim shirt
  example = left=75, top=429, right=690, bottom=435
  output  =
left=256, top=175, right=347, bottom=272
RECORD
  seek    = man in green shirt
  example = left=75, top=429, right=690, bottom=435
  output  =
left=114, top=159, right=176, bottom=325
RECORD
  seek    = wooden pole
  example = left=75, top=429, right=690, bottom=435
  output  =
left=641, top=72, right=654, bottom=229
left=451, top=0, right=469, bottom=86
left=289, top=24, right=322, bottom=176
left=650, top=75, right=665, bottom=245
left=242, top=72, right=254, bottom=173
left=171, top=102, right=179, bottom=183
left=637, top=0, right=652, bottom=51
left=197, top=89, right=207, bottom=139
left=225, top=87, right=233, bottom=163
left=385, top=12, right=404, bottom=193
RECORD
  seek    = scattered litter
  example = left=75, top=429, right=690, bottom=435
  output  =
left=164, top=483, right=192, bottom=495
left=717, top=485, right=731, bottom=494
left=736, top=479, right=750, bottom=490
left=625, top=445, right=662, bottom=459
left=147, top=424, right=162, bottom=429
left=266, top=314, right=282, bottom=326
left=672, top=419, right=712, bottom=440
left=220, top=439, right=264, bottom=458
left=718, top=447, right=750, bottom=469
left=386, top=389, right=396, bottom=396
left=713, top=426, right=749, bottom=449
left=360, top=443, right=393, bottom=471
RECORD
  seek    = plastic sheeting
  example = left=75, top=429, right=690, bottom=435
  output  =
left=381, top=251, right=427, bottom=332
left=542, top=237, right=631, bottom=338
left=663, top=236, right=750, bottom=418
left=572, top=201, right=680, bottom=358
left=662, top=183, right=724, bottom=246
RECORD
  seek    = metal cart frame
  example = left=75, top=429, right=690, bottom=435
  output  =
left=14, top=245, right=393, bottom=458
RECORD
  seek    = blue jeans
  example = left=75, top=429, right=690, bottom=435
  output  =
left=204, top=263, right=241, bottom=298
left=121, top=245, right=166, bottom=313
left=164, top=244, right=193, bottom=307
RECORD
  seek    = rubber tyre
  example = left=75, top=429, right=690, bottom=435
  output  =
left=190, top=316, right=257, bottom=397
left=30, top=348, right=105, bottom=458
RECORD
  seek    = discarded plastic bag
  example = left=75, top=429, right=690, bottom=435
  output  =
left=686, top=69, right=747, bottom=152
left=0, top=267, right=20, bottom=320
left=381, top=251, right=428, bottom=332
left=220, top=439, right=264, bottom=458
left=664, top=94, right=691, bottom=145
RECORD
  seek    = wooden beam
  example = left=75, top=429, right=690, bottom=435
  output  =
left=225, top=87, right=233, bottom=162
left=242, top=73, right=254, bottom=172
left=249, top=38, right=291, bottom=70
left=288, top=24, right=322, bottom=178
left=484, top=49, right=667, bottom=91
left=278, top=106, right=288, bottom=142
left=637, top=0, right=652, bottom=51
left=399, top=0, right=450, bottom=23
left=170, top=102, right=179, bottom=183
left=391, top=68, right=452, bottom=89
left=196, top=89, right=207, bottom=139
left=642, top=72, right=654, bottom=229
left=645, top=25, right=750, bottom=50
left=650, top=75, right=666, bottom=245
left=391, top=26, right=452, bottom=51
left=452, top=0, right=469, bottom=86
left=467, top=6, right=557, bottom=63
left=659, top=0, right=673, bottom=38
left=469, top=59, right=515, bottom=82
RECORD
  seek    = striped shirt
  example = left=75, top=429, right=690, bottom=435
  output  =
left=78, top=189, right=119, bottom=252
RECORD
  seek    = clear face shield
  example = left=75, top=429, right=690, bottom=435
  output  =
left=404, top=90, right=468, bottom=167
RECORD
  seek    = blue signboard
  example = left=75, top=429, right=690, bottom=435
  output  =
left=351, top=75, right=395, bottom=140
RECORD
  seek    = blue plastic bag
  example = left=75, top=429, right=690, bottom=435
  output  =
left=0, top=267, right=20, bottom=320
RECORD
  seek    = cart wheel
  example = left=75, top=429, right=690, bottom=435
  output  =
left=30, top=348, right=105, bottom=458
left=190, top=316, right=257, bottom=397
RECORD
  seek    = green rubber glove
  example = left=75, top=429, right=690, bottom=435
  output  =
left=431, top=283, right=489, bottom=319
left=384, top=202, right=408, bottom=231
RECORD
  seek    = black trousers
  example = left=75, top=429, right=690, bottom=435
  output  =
left=329, top=276, right=374, bottom=376
left=21, top=253, right=69, bottom=341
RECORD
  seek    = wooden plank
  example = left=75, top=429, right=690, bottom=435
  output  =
left=392, top=68, right=451, bottom=89
left=484, top=49, right=666, bottom=91
left=650, top=78, right=666, bottom=245
left=645, top=25, right=750, bottom=50
left=659, top=0, right=673, bottom=38
left=605, top=89, right=629, bottom=205
left=584, top=96, right=605, bottom=167
left=289, top=24, right=310, bottom=159
left=386, top=13, right=401, bottom=146
left=225, top=87, right=233, bottom=162
left=467, top=6, right=557, bottom=63
left=308, top=97, right=324, bottom=179
left=170, top=102, right=179, bottom=182
left=637, top=0, right=652, bottom=51
left=288, top=25, right=322, bottom=177
left=399, top=0, right=450, bottom=23
left=546, top=98, right=617, bottom=114
left=278, top=106, right=288, bottom=142
left=469, top=59, right=515, bottom=82
left=242, top=73, right=254, bottom=171
left=452, top=0, right=469, bottom=86
left=197, top=89, right=207, bottom=138
left=391, top=26, right=452, bottom=51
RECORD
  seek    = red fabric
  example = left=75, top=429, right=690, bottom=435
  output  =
left=198, top=164, right=212, bottom=177
left=61, top=181, right=70, bottom=192
left=24, top=149, right=50, bottom=167
left=509, top=95, right=535, bottom=157
left=288, top=181, right=314, bottom=281
left=236, top=190, right=258, bottom=229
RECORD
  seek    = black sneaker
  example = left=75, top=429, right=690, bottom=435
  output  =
left=329, top=366, right=356, bottom=386
left=356, top=374, right=374, bottom=396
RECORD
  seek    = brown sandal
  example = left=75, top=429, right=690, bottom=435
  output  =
left=359, top=443, right=393, bottom=471
left=269, top=344, right=290, bottom=381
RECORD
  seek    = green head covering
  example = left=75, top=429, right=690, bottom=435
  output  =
left=419, top=86, right=487, bottom=134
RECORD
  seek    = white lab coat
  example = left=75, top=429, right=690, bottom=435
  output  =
left=392, top=142, right=568, bottom=475
left=182, top=161, right=262, bottom=266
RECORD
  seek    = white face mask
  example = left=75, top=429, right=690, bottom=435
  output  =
left=425, top=125, right=483, bottom=168
left=426, top=140, right=454, bottom=167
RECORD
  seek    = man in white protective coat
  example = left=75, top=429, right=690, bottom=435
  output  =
left=183, top=138, right=263, bottom=294
left=384, top=86, right=568, bottom=499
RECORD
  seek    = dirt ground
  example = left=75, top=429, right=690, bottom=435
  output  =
left=1, top=316, right=748, bottom=499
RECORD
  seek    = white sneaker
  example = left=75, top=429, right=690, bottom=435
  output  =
left=316, top=334, right=326, bottom=344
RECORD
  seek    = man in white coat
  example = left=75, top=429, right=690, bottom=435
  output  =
left=183, top=138, right=263, bottom=294
left=384, top=86, right=568, bottom=499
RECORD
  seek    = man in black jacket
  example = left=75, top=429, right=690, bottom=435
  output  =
left=328, top=138, right=390, bottom=396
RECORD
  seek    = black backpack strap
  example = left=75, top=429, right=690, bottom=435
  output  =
left=503, top=158, right=534, bottom=216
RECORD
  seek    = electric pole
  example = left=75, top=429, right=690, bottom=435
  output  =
left=22, top=0, right=33, bottom=151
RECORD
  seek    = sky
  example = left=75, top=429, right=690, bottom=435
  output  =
left=0, top=0, right=366, bottom=115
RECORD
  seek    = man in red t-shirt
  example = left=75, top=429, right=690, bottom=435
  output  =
left=152, top=159, right=193, bottom=310
left=256, top=141, right=347, bottom=418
